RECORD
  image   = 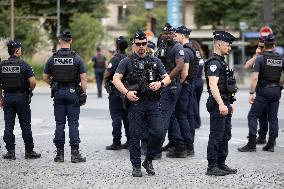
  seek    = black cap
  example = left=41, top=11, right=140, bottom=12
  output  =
left=133, top=31, right=147, bottom=41
left=213, top=31, right=235, bottom=44
left=116, top=36, right=126, bottom=44
left=58, top=31, right=72, bottom=41
left=162, top=23, right=175, bottom=32
left=175, top=26, right=192, bottom=35
left=264, top=34, right=275, bottom=43
left=7, top=40, right=22, bottom=49
left=147, top=41, right=156, bottom=50
left=116, top=36, right=128, bottom=51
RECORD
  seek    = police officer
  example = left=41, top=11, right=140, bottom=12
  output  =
left=43, top=31, right=87, bottom=163
left=156, top=23, right=185, bottom=153
left=205, top=31, right=238, bottom=176
left=112, top=31, right=171, bottom=177
left=0, top=40, right=41, bottom=160
left=104, top=36, right=129, bottom=150
left=238, top=34, right=284, bottom=153
left=166, top=25, right=195, bottom=158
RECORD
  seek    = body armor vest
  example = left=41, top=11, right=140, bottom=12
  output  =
left=111, top=53, right=127, bottom=78
left=162, top=41, right=177, bottom=72
left=94, top=54, right=106, bottom=68
left=259, top=52, right=282, bottom=83
left=52, top=49, right=79, bottom=84
left=184, top=43, right=199, bottom=79
left=0, top=59, right=28, bottom=91
left=125, top=55, right=161, bottom=101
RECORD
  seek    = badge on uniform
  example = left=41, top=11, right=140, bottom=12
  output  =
left=108, top=63, right=112, bottom=68
left=179, top=50, right=184, bottom=56
left=70, top=88, right=75, bottom=93
left=210, top=65, right=217, bottom=72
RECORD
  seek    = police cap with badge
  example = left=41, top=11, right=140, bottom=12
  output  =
left=264, top=34, right=276, bottom=44
left=7, top=40, right=22, bottom=54
left=162, top=23, right=175, bottom=32
left=58, top=31, right=72, bottom=41
left=133, top=30, right=147, bottom=41
left=116, top=36, right=128, bottom=50
left=213, top=31, right=235, bottom=44
left=175, top=26, right=192, bottom=35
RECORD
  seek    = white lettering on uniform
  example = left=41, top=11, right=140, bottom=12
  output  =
left=2, top=66, right=20, bottom=73
left=54, top=58, right=74, bottom=65
left=266, top=59, right=283, bottom=67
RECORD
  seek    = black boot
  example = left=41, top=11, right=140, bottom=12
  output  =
left=142, top=159, right=155, bottom=175
left=185, top=144, right=195, bottom=156
left=162, top=142, right=173, bottom=151
left=238, top=137, right=256, bottom=152
left=71, top=147, right=86, bottom=163
left=54, top=148, right=64, bottom=162
left=166, top=146, right=187, bottom=158
left=121, top=141, right=129, bottom=150
left=3, top=150, right=16, bottom=160
left=206, top=164, right=229, bottom=176
left=25, top=149, right=41, bottom=159
left=262, top=137, right=276, bottom=152
left=153, top=153, right=162, bottom=160
left=106, top=139, right=122, bottom=150
left=141, top=140, right=148, bottom=156
left=218, top=164, right=237, bottom=174
left=256, top=135, right=267, bottom=145
left=132, top=167, right=142, bottom=177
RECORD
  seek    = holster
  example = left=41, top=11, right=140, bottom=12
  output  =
left=170, top=79, right=178, bottom=96
left=106, top=80, right=114, bottom=94
left=50, top=82, right=58, bottom=98
left=206, top=96, right=216, bottom=112
left=26, top=91, right=33, bottom=104
left=122, top=96, right=129, bottom=111
left=75, top=85, right=87, bottom=106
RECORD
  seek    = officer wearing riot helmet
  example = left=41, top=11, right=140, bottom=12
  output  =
left=156, top=23, right=185, bottom=153
left=165, top=25, right=195, bottom=158
left=104, top=36, right=129, bottom=150
left=238, top=34, right=284, bottom=153
left=205, top=31, right=238, bottom=176
left=112, top=31, right=171, bottom=177
left=43, top=31, right=87, bottom=163
left=0, top=40, right=41, bottom=160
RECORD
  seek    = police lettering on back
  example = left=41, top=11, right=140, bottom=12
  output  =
left=266, top=59, right=282, bottom=67
left=54, top=58, right=74, bottom=65
left=2, top=66, right=20, bottom=73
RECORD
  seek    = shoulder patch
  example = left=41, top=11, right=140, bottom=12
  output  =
left=179, top=50, right=184, bottom=56
left=108, top=63, right=112, bottom=68
left=210, top=65, right=217, bottom=72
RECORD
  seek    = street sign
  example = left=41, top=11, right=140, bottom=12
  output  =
left=259, top=26, right=273, bottom=37
left=167, top=0, right=180, bottom=28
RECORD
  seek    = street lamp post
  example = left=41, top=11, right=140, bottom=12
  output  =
left=57, top=0, right=60, bottom=36
left=145, top=0, right=154, bottom=32
left=11, top=0, right=14, bottom=40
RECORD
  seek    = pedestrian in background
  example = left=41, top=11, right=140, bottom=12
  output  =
left=92, top=47, right=107, bottom=98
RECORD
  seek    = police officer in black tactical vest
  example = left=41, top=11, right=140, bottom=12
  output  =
left=238, top=34, right=284, bottom=153
left=113, top=31, right=171, bottom=177
left=43, top=31, right=87, bottom=163
left=205, top=31, right=238, bottom=176
left=0, top=40, right=41, bottom=160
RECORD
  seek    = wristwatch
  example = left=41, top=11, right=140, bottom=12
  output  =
left=160, top=81, right=165, bottom=87
left=249, top=91, right=255, bottom=95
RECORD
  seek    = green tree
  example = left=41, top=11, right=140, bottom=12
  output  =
left=69, top=13, right=105, bottom=62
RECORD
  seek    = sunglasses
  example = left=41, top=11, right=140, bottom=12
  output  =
left=135, top=42, right=147, bottom=47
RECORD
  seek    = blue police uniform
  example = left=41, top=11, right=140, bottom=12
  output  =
left=205, top=31, right=238, bottom=176
left=106, top=52, right=129, bottom=148
left=44, top=48, right=86, bottom=149
left=92, top=51, right=106, bottom=97
left=116, top=53, right=166, bottom=169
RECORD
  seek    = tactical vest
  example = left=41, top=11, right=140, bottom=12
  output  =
left=0, top=59, right=28, bottom=91
left=52, top=49, right=79, bottom=84
left=184, top=43, right=199, bottom=79
left=94, top=54, right=106, bottom=68
left=259, top=52, right=283, bottom=83
left=111, top=53, right=127, bottom=78
left=163, top=41, right=177, bottom=72
left=125, top=55, right=161, bottom=101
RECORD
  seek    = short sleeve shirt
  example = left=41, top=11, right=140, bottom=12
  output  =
left=44, top=48, right=86, bottom=75
left=171, top=43, right=185, bottom=60
left=183, top=46, right=195, bottom=64
left=107, top=53, right=127, bottom=75
left=206, top=54, right=225, bottom=77
left=1, top=56, right=34, bottom=78
left=253, top=52, right=284, bottom=72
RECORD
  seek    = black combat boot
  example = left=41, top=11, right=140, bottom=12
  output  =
left=218, top=164, right=237, bottom=174
left=71, top=146, right=86, bottom=163
left=206, top=164, right=229, bottom=176
left=141, top=140, right=147, bottom=156
left=106, top=139, right=122, bottom=150
left=166, top=145, right=187, bottom=158
left=25, top=149, right=41, bottom=159
left=3, top=150, right=16, bottom=160
left=262, top=137, right=276, bottom=152
left=132, top=167, right=142, bottom=177
left=256, top=135, right=267, bottom=145
left=142, top=159, right=155, bottom=175
left=237, top=137, right=256, bottom=152
left=121, top=141, right=129, bottom=150
left=185, top=144, right=195, bottom=156
left=153, top=153, right=162, bottom=160
left=54, top=148, right=64, bottom=162
left=161, top=142, right=174, bottom=151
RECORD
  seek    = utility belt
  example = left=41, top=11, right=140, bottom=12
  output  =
left=206, top=95, right=232, bottom=112
left=260, top=83, right=280, bottom=89
left=4, top=89, right=33, bottom=104
left=57, top=82, right=77, bottom=88
left=4, top=89, right=27, bottom=94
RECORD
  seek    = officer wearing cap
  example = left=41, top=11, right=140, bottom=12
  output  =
left=43, top=31, right=87, bottom=163
left=165, top=25, right=195, bottom=158
left=156, top=23, right=185, bottom=154
left=238, top=34, right=284, bottom=153
left=112, top=31, right=171, bottom=177
left=205, top=31, right=238, bottom=176
left=0, top=40, right=41, bottom=160
left=104, top=36, right=129, bottom=150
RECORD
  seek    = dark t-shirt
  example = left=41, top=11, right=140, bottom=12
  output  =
left=253, top=51, right=284, bottom=72
left=107, top=52, right=127, bottom=75
left=92, top=53, right=106, bottom=69
left=183, top=46, right=195, bottom=64
left=44, top=48, right=86, bottom=75
left=206, top=55, right=225, bottom=77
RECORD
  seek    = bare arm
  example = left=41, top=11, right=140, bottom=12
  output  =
left=169, top=58, right=184, bottom=80
left=180, top=63, right=189, bottom=83
left=43, top=73, right=52, bottom=85
left=113, top=73, right=139, bottom=101
left=208, top=76, right=224, bottom=106
left=80, top=73, right=88, bottom=93
left=28, top=76, right=36, bottom=91
left=244, top=56, right=257, bottom=69
left=249, top=72, right=259, bottom=94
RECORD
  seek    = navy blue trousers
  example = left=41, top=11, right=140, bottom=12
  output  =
left=53, top=87, right=81, bottom=148
left=95, top=68, right=105, bottom=97
left=128, top=100, right=163, bottom=167
left=3, top=93, right=34, bottom=151
left=193, top=78, right=203, bottom=128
